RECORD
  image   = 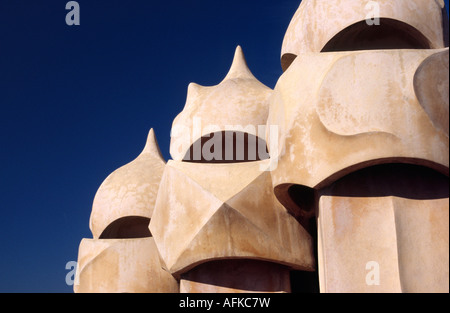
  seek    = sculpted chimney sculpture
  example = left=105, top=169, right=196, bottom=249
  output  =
left=75, top=0, right=449, bottom=293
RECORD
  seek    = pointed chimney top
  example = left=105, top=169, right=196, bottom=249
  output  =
left=141, top=128, right=165, bottom=161
left=222, top=46, right=256, bottom=82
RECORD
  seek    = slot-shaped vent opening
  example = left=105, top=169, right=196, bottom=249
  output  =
left=321, top=19, right=431, bottom=52
left=99, top=216, right=151, bottom=239
left=182, top=131, right=269, bottom=164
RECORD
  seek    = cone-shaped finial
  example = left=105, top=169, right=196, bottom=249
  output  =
left=222, top=46, right=256, bottom=82
left=141, top=128, right=165, bottom=161
left=90, top=127, right=166, bottom=238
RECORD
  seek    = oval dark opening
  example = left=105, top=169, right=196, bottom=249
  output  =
left=321, top=18, right=431, bottom=52
left=321, top=163, right=449, bottom=199
left=182, top=131, right=269, bottom=164
left=99, top=216, right=151, bottom=239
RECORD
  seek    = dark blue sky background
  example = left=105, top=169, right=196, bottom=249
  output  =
left=0, top=0, right=448, bottom=293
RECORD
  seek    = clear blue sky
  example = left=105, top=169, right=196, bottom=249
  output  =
left=0, top=0, right=448, bottom=293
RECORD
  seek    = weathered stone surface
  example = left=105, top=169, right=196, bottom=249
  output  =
left=150, top=159, right=315, bottom=276
left=268, top=49, right=449, bottom=194
left=75, top=238, right=179, bottom=293
left=316, top=164, right=449, bottom=293
left=414, top=49, right=449, bottom=135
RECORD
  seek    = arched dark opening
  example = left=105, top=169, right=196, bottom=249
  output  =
left=321, top=18, right=431, bottom=52
left=182, top=131, right=269, bottom=164
left=99, top=216, right=151, bottom=239
left=321, top=163, right=449, bottom=199
left=274, top=184, right=316, bottom=232
left=181, top=259, right=292, bottom=293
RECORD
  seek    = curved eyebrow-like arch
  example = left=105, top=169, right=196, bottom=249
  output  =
left=182, top=131, right=269, bottom=164
left=99, top=216, right=151, bottom=239
left=321, top=18, right=432, bottom=53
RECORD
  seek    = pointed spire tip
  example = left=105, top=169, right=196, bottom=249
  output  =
left=222, top=45, right=255, bottom=82
left=142, top=128, right=165, bottom=161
